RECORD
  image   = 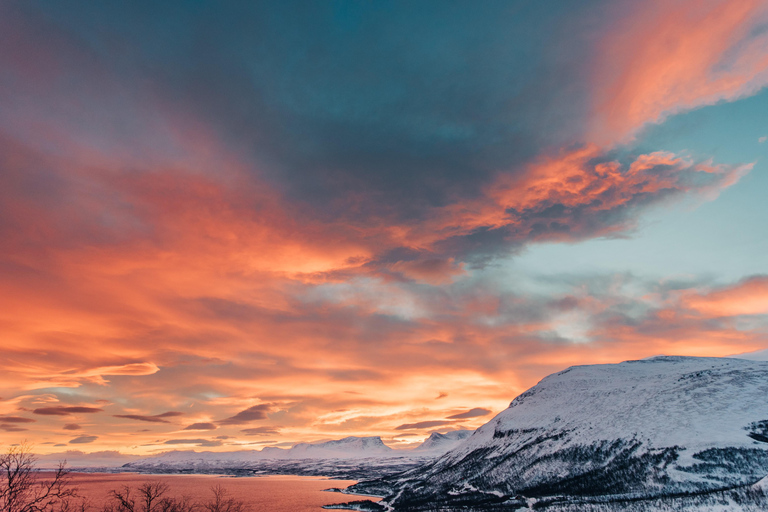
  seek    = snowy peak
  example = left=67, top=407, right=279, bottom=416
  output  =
left=414, top=430, right=472, bottom=452
left=288, top=436, right=392, bottom=458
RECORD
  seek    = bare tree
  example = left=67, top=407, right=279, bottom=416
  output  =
left=200, top=485, right=246, bottom=512
left=105, top=482, right=247, bottom=512
left=0, top=443, right=80, bottom=512
left=105, top=482, right=196, bottom=512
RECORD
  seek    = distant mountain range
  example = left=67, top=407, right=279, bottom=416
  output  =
left=348, top=356, right=768, bottom=511
left=125, top=435, right=396, bottom=468
left=115, top=430, right=474, bottom=474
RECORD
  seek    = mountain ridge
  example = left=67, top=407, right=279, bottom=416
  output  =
left=118, top=431, right=474, bottom=472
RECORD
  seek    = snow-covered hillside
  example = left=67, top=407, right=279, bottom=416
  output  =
left=351, top=356, right=768, bottom=510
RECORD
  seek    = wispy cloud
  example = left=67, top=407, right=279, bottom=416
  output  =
left=447, top=408, right=491, bottom=420
left=0, top=416, right=35, bottom=423
left=396, top=420, right=454, bottom=431
left=33, top=407, right=103, bottom=416
left=113, top=412, right=184, bottom=423
left=681, top=276, right=768, bottom=317
left=69, top=435, right=98, bottom=444
left=1, top=424, right=28, bottom=433
left=183, top=422, right=217, bottom=431
left=241, top=427, right=281, bottom=436
left=164, top=438, right=222, bottom=447
left=590, top=0, right=768, bottom=143
left=218, top=405, right=271, bottom=426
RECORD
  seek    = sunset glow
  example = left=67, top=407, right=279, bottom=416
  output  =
left=0, top=0, right=767, bottom=456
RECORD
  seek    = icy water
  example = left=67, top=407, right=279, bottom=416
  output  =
left=67, top=473, right=374, bottom=511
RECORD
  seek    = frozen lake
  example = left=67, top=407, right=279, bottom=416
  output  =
left=64, top=472, right=373, bottom=511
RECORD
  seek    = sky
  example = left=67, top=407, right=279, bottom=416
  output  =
left=0, top=0, right=767, bottom=456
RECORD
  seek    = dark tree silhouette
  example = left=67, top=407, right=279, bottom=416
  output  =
left=0, top=443, right=80, bottom=512
left=104, top=482, right=248, bottom=512
left=200, top=485, right=246, bottom=512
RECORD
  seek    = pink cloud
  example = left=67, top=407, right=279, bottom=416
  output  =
left=681, top=276, right=768, bottom=317
left=401, top=145, right=750, bottom=252
left=590, top=0, right=768, bottom=143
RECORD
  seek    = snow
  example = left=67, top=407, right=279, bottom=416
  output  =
left=122, top=431, right=478, bottom=471
left=369, top=356, right=768, bottom=509
left=730, top=347, right=768, bottom=361
left=411, top=430, right=472, bottom=453
left=287, top=436, right=393, bottom=459
left=118, top=432, right=473, bottom=477
left=129, top=436, right=394, bottom=467
left=453, top=356, right=768, bottom=461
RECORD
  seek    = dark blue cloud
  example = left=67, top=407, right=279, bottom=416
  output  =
left=4, top=0, right=740, bottom=273
left=15, top=0, right=605, bottom=219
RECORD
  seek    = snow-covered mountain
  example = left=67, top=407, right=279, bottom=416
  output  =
left=286, top=436, right=393, bottom=458
left=121, top=433, right=483, bottom=475
left=412, top=429, right=472, bottom=454
left=351, top=356, right=768, bottom=510
left=732, top=347, right=768, bottom=361
left=118, top=435, right=455, bottom=481
left=124, top=436, right=394, bottom=470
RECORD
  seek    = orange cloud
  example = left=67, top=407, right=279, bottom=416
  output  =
left=681, top=276, right=768, bottom=317
left=591, top=0, right=768, bottom=142
left=400, top=145, right=750, bottom=252
left=0, top=1, right=765, bottom=452
left=0, top=120, right=759, bottom=453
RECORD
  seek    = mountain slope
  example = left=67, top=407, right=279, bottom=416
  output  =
left=353, top=356, right=768, bottom=510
